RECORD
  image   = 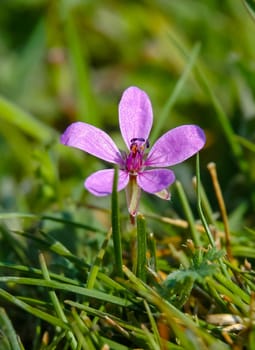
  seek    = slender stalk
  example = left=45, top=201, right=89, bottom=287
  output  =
left=175, top=180, right=201, bottom=247
left=196, top=154, right=215, bottom=247
left=207, top=162, right=233, bottom=262
left=111, top=166, right=123, bottom=277
left=192, top=176, right=216, bottom=226
left=136, top=214, right=147, bottom=282
left=147, top=232, right=158, bottom=272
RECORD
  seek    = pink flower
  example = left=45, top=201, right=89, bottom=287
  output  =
left=61, top=86, right=206, bottom=216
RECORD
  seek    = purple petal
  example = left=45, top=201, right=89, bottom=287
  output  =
left=118, top=86, right=153, bottom=149
left=137, top=169, right=175, bottom=194
left=145, top=125, right=206, bottom=167
left=61, top=122, right=122, bottom=164
left=85, top=169, right=129, bottom=196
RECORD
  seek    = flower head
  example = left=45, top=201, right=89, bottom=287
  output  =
left=61, top=86, right=206, bottom=216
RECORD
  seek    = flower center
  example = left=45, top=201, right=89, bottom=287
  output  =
left=125, top=138, right=149, bottom=174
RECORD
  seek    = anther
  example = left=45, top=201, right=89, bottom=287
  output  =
left=130, top=138, right=145, bottom=143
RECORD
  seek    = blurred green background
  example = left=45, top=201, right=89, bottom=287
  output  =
left=1, top=2, right=255, bottom=347
left=0, top=0, right=254, bottom=225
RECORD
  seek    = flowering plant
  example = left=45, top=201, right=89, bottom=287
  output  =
left=61, top=86, right=206, bottom=216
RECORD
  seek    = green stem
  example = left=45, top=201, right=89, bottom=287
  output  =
left=196, top=154, right=215, bottom=247
left=175, top=180, right=201, bottom=247
left=111, top=166, right=123, bottom=277
left=136, top=214, right=147, bottom=282
left=192, top=176, right=216, bottom=226
left=147, top=232, right=158, bottom=272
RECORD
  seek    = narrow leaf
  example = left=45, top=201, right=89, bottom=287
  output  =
left=242, top=0, right=255, bottom=22
left=0, top=277, right=131, bottom=306
left=136, top=214, right=147, bottom=282
left=111, top=166, right=123, bottom=277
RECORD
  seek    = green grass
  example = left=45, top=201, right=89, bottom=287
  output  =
left=0, top=1, right=255, bottom=349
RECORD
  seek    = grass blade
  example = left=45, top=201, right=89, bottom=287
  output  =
left=0, top=277, right=131, bottom=306
left=111, top=166, right=123, bottom=278
left=242, top=0, right=255, bottom=21
left=87, top=228, right=112, bottom=289
left=0, top=308, right=23, bottom=350
left=136, top=214, right=147, bottom=282
left=0, top=288, right=68, bottom=329
left=39, top=252, right=77, bottom=349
